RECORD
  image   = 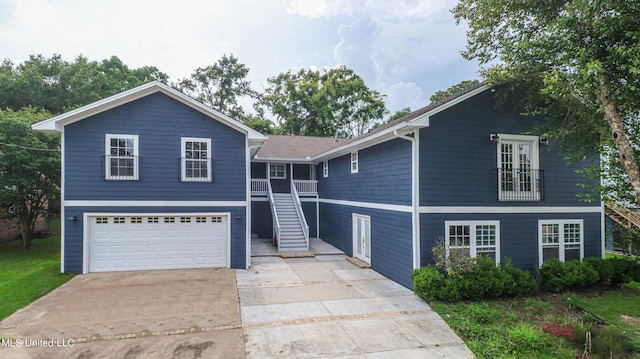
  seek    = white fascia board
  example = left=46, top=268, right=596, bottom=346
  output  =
left=311, top=122, right=421, bottom=162
left=309, top=85, right=492, bottom=162
left=31, top=81, right=267, bottom=141
left=410, top=84, right=492, bottom=124
left=252, top=157, right=316, bottom=164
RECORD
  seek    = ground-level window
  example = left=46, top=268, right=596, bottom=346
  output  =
left=445, top=221, right=500, bottom=264
left=539, top=219, right=583, bottom=266
left=269, top=163, right=286, bottom=179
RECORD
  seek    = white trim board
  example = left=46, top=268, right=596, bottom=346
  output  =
left=65, top=200, right=246, bottom=207
left=319, top=198, right=412, bottom=213
left=420, top=206, right=603, bottom=214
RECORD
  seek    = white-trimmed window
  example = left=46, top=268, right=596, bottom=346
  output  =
left=539, top=219, right=583, bottom=266
left=351, top=151, right=359, bottom=173
left=181, top=137, right=211, bottom=182
left=497, top=134, right=540, bottom=201
left=269, top=163, right=286, bottom=179
left=446, top=221, right=500, bottom=264
left=105, top=134, right=139, bottom=180
left=323, top=161, right=328, bottom=178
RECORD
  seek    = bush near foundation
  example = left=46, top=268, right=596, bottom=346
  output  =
left=540, top=256, right=640, bottom=292
left=411, top=256, right=536, bottom=302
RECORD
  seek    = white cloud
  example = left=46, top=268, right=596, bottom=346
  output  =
left=285, top=0, right=361, bottom=18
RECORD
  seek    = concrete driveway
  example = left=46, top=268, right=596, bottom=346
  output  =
left=0, top=268, right=244, bottom=359
left=0, top=251, right=474, bottom=359
left=238, top=255, right=474, bottom=358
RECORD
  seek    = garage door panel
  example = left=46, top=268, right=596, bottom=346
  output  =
left=89, top=215, right=228, bottom=272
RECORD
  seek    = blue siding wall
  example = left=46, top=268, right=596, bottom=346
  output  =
left=64, top=206, right=247, bottom=272
left=251, top=162, right=267, bottom=179
left=318, top=138, right=412, bottom=205
left=419, top=90, right=599, bottom=207
left=320, top=203, right=413, bottom=288
left=420, top=212, right=602, bottom=270
left=64, top=93, right=247, bottom=201
left=301, top=201, right=318, bottom=237
left=251, top=200, right=273, bottom=238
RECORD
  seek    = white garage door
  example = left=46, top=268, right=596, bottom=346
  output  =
left=88, top=214, right=228, bottom=272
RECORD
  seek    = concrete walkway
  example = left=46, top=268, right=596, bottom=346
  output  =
left=238, top=239, right=475, bottom=358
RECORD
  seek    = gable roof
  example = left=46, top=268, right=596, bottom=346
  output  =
left=31, top=81, right=266, bottom=142
left=253, top=134, right=350, bottom=162
left=310, top=82, right=492, bottom=161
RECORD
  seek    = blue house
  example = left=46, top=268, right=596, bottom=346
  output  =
left=34, top=81, right=604, bottom=289
left=33, top=82, right=266, bottom=273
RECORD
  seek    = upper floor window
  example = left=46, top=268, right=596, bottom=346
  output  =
left=323, top=161, right=328, bottom=178
left=351, top=151, right=359, bottom=173
left=181, top=137, right=211, bottom=182
left=497, top=134, right=542, bottom=201
left=445, top=221, right=500, bottom=265
left=105, top=134, right=139, bottom=180
left=539, top=219, right=583, bottom=266
left=269, top=163, right=286, bottom=179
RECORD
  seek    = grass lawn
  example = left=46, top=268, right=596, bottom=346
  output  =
left=432, top=287, right=640, bottom=358
left=0, top=220, right=74, bottom=321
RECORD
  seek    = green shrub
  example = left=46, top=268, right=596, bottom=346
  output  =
left=583, top=257, right=614, bottom=284
left=540, top=259, right=567, bottom=292
left=609, top=257, right=640, bottom=285
left=507, top=323, right=545, bottom=354
left=502, top=258, right=536, bottom=297
left=411, top=266, right=445, bottom=302
left=541, top=259, right=598, bottom=292
left=413, top=257, right=536, bottom=302
left=574, top=323, right=636, bottom=358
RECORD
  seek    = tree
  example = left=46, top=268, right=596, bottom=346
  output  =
left=258, top=66, right=387, bottom=137
left=372, top=107, right=411, bottom=130
left=0, top=108, right=60, bottom=249
left=453, top=1, right=640, bottom=200
left=429, top=80, right=480, bottom=103
left=174, top=54, right=256, bottom=121
left=0, top=54, right=168, bottom=115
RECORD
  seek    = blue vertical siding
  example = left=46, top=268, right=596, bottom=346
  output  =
left=419, top=90, right=599, bottom=207
left=64, top=92, right=247, bottom=201
left=320, top=202, right=413, bottom=288
left=420, top=212, right=602, bottom=271
left=63, top=206, right=247, bottom=272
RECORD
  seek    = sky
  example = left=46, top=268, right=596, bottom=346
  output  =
left=0, top=0, right=481, bottom=117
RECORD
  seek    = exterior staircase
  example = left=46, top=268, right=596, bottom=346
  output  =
left=604, top=197, right=640, bottom=231
left=272, top=193, right=309, bottom=251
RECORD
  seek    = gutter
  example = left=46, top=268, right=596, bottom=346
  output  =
left=393, top=129, right=421, bottom=270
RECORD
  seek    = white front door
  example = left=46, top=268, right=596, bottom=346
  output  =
left=352, top=214, right=371, bottom=263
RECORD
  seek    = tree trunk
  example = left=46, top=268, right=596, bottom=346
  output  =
left=599, top=76, right=640, bottom=200
left=20, top=217, right=32, bottom=249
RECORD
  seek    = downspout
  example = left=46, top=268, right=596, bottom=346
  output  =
left=394, top=129, right=421, bottom=270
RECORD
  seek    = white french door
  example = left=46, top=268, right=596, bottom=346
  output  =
left=352, top=214, right=371, bottom=263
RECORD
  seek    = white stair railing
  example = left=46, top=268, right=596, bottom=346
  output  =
left=267, top=180, right=281, bottom=250
left=293, top=179, right=318, bottom=194
left=291, top=181, right=310, bottom=249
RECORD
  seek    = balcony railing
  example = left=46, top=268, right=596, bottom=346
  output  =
left=293, top=180, right=318, bottom=194
left=497, top=168, right=544, bottom=201
left=251, top=179, right=269, bottom=194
